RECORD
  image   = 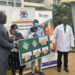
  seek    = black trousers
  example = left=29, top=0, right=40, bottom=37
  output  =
left=57, top=51, right=68, bottom=69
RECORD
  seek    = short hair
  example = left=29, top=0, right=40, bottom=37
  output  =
left=0, top=11, right=7, bottom=24
left=30, top=27, right=37, bottom=32
left=62, top=16, right=68, bottom=20
left=30, top=27, right=34, bottom=32
left=33, top=19, right=39, bottom=24
left=11, top=24, right=17, bottom=30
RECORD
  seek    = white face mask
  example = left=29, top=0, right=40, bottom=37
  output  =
left=34, top=23, right=39, bottom=27
left=15, top=29, right=19, bottom=33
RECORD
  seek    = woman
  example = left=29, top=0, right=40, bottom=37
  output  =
left=9, top=24, right=24, bottom=75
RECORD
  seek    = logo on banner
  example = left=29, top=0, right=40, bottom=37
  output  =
left=32, top=40, right=37, bottom=47
left=23, top=42, right=29, bottom=50
left=20, top=10, right=28, bottom=18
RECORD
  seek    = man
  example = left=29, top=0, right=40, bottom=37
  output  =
left=0, top=11, right=14, bottom=75
left=28, top=19, right=45, bottom=75
left=50, top=16, right=74, bottom=72
left=33, top=19, right=45, bottom=37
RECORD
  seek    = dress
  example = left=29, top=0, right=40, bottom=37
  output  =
left=8, top=32, right=25, bottom=70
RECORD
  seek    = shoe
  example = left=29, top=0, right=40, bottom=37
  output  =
left=38, top=72, right=45, bottom=75
left=57, top=68, right=61, bottom=72
left=31, top=73, right=35, bottom=75
left=64, top=68, right=69, bottom=72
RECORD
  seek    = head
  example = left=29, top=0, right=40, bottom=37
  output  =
left=62, top=16, right=68, bottom=25
left=11, top=24, right=19, bottom=33
left=0, top=11, right=7, bottom=24
left=33, top=19, right=39, bottom=27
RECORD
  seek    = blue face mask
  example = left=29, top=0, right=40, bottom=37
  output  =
left=15, top=29, right=19, bottom=33
left=34, top=23, right=39, bottom=27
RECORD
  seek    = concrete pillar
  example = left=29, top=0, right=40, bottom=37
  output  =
left=21, top=0, right=24, bottom=7
left=6, top=0, right=8, bottom=5
left=14, top=0, right=16, bottom=7
left=71, top=2, right=75, bottom=34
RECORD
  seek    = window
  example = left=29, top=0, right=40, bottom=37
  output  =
left=8, top=0, right=14, bottom=2
left=16, top=3, right=21, bottom=7
left=16, top=0, right=21, bottom=3
left=8, top=2, right=14, bottom=6
left=24, top=0, right=43, bottom=3
left=0, top=1, right=6, bottom=5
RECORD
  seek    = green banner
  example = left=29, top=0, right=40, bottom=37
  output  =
left=18, top=36, right=50, bottom=66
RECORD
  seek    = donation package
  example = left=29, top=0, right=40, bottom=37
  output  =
left=18, top=36, right=50, bottom=66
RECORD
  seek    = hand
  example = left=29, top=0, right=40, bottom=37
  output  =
left=50, top=40, right=52, bottom=43
left=9, top=36, right=15, bottom=43
left=33, top=33, right=38, bottom=37
left=15, top=37, right=20, bottom=41
left=15, top=43, right=19, bottom=49
left=71, top=47, right=74, bottom=50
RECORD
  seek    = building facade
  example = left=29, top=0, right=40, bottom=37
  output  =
left=61, top=0, right=75, bottom=3
left=0, top=0, right=54, bottom=9
left=0, top=0, right=21, bottom=7
left=0, top=0, right=61, bottom=9
left=53, top=0, right=61, bottom=4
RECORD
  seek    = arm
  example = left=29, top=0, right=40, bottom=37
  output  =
left=41, top=28, right=45, bottom=36
left=0, top=30, right=14, bottom=49
left=9, top=36, right=15, bottom=43
left=50, top=27, right=58, bottom=42
left=70, top=28, right=74, bottom=47
left=20, top=33, right=24, bottom=39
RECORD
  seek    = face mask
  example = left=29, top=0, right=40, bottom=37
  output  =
left=15, top=29, right=19, bottom=33
left=34, top=23, right=39, bottom=27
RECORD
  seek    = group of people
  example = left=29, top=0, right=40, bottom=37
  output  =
left=0, top=11, right=74, bottom=75
left=8, top=20, right=45, bottom=75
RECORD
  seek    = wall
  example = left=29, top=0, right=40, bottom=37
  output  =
left=0, top=6, right=12, bottom=29
left=62, top=0, right=75, bottom=3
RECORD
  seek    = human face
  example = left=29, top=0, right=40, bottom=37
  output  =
left=15, top=26, right=19, bottom=33
left=63, top=18, right=68, bottom=25
left=15, top=26, right=18, bottom=30
left=10, top=29, right=15, bottom=35
left=34, top=23, right=39, bottom=27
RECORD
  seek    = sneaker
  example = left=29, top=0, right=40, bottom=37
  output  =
left=38, top=72, right=45, bottom=75
left=57, top=68, right=61, bottom=72
left=64, top=68, right=69, bottom=72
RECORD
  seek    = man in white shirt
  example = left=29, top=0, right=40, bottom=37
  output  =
left=50, top=16, right=74, bottom=72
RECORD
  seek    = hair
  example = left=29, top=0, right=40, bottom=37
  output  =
left=0, top=11, right=7, bottom=24
left=11, top=24, right=17, bottom=30
left=62, top=16, right=68, bottom=20
left=30, top=27, right=33, bottom=32
left=30, top=27, right=37, bottom=32
left=33, top=19, right=39, bottom=24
